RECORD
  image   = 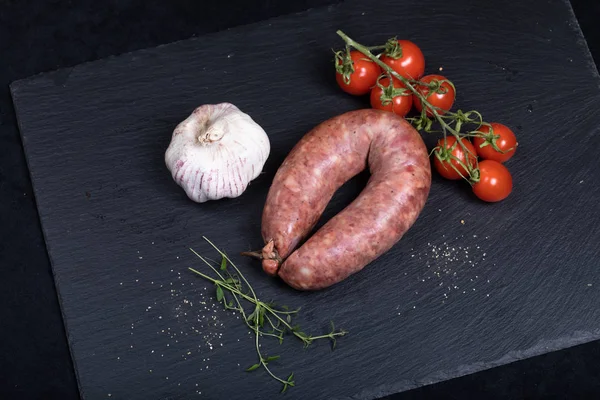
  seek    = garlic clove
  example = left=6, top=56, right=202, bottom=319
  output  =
left=165, top=103, right=270, bottom=203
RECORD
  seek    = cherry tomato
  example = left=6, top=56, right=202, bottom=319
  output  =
left=369, top=77, right=413, bottom=117
left=380, top=40, right=425, bottom=80
left=472, top=160, right=513, bottom=202
left=473, top=123, right=517, bottom=163
left=413, top=75, right=456, bottom=117
left=335, top=50, right=381, bottom=96
left=432, top=136, right=477, bottom=180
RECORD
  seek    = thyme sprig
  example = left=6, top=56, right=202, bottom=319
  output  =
left=189, top=236, right=347, bottom=393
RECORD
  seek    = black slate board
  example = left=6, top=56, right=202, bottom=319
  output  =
left=9, top=0, right=600, bottom=398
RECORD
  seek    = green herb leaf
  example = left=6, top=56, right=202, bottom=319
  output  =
left=216, top=285, right=224, bottom=302
left=246, top=310, right=256, bottom=324
left=246, top=363, right=260, bottom=372
left=190, top=236, right=348, bottom=392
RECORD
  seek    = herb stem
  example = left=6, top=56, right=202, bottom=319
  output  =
left=202, top=236, right=260, bottom=302
left=188, top=238, right=347, bottom=392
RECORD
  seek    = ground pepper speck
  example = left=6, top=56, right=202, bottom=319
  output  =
left=399, top=233, right=494, bottom=314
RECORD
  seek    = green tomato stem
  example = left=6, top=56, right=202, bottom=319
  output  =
left=335, top=30, right=486, bottom=179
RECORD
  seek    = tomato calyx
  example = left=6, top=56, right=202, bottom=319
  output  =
left=468, top=167, right=480, bottom=184
left=451, top=109, right=482, bottom=124
left=417, top=77, right=455, bottom=96
left=413, top=114, right=434, bottom=132
left=474, top=130, right=500, bottom=150
left=383, top=37, right=403, bottom=59
left=432, top=137, right=476, bottom=180
left=447, top=110, right=478, bottom=136
left=473, top=125, right=515, bottom=154
left=334, top=31, right=516, bottom=202
left=334, top=50, right=356, bottom=85
left=454, top=110, right=470, bottom=124
left=374, top=75, right=410, bottom=106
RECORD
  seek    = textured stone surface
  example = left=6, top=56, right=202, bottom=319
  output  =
left=9, top=0, right=600, bottom=398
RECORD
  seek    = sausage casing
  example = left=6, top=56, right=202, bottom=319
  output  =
left=260, top=109, right=431, bottom=290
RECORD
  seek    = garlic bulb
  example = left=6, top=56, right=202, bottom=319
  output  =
left=165, top=103, right=270, bottom=203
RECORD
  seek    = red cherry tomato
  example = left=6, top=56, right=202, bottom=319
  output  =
left=335, top=50, right=381, bottom=96
left=413, top=75, right=456, bottom=117
left=472, top=160, right=513, bottom=202
left=369, top=77, right=413, bottom=117
left=473, top=123, right=518, bottom=163
left=432, top=136, right=477, bottom=180
left=380, top=40, right=425, bottom=80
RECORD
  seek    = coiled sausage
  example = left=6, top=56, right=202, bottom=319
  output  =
left=259, top=109, right=431, bottom=290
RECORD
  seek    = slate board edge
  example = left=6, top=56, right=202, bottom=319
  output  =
left=7, top=0, right=600, bottom=398
left=7, top=0, right=600, bottom=90
left=350, top=329, right=600, bottom=400
left=7, top=2, right=342, bottom=90
left=564, top=0, right=600, bottom=85
left=8, top=88, right=87, bottom=400
left=7, top=4, right=343, bottom=399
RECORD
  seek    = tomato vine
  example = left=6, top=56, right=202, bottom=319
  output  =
left=334, top=30, right=518, bottom=202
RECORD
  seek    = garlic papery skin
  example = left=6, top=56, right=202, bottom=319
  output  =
left=165, top=103, right=270, bottom=203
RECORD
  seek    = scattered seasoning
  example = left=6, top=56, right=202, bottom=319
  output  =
left=400, top=234, right=493, bottom=311
left=119, top=239, right=346, bottom=395
left=188, top=237, right=347, bottom=393
left=117, top=254, right=233, bottom=396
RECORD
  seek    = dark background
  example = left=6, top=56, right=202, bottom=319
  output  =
left=1, top=1, right=599, bottom=399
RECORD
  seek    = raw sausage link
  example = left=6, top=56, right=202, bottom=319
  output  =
left=260, top=109, right=431, bottom=290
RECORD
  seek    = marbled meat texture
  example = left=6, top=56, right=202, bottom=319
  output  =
left=261, top=109, right=431, bottom=290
